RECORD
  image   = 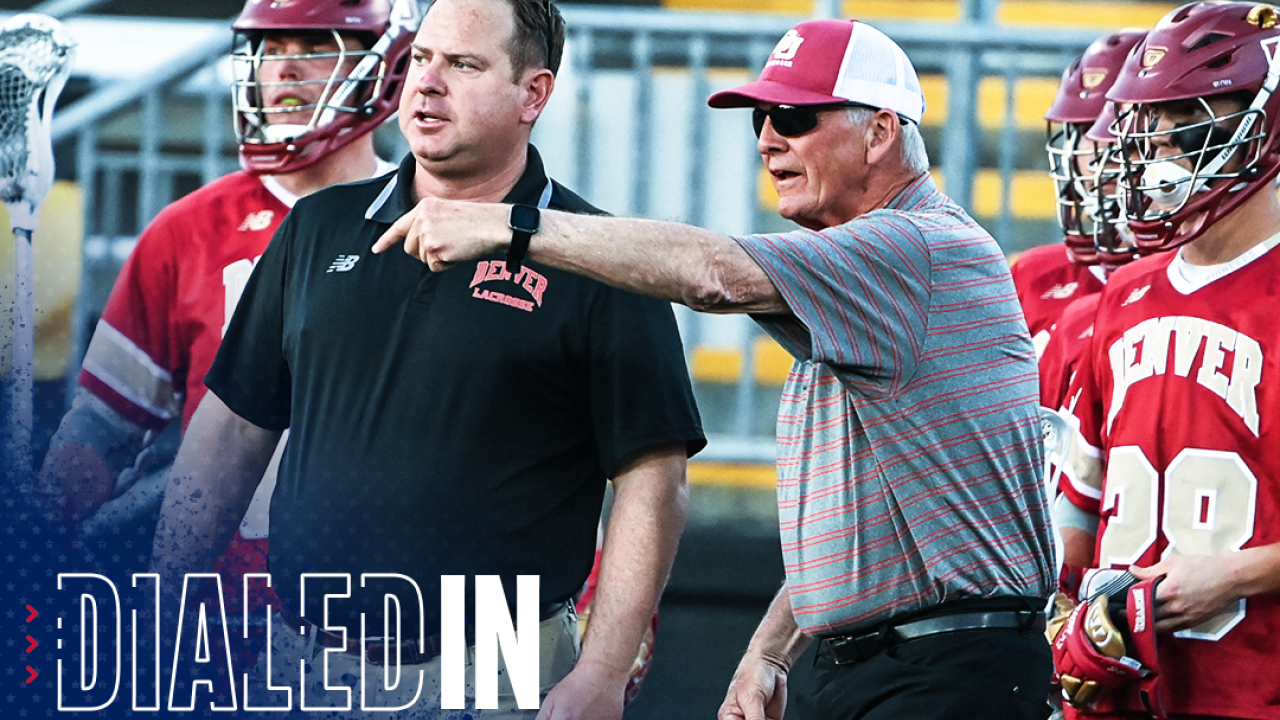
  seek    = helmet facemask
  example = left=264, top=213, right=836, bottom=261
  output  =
left=1048, top=121, right=1119, bottom=264
left=1085, top=139, right=1139, bottom=269
left=1044, top=28, right=1148, bottom=266
left=233, top=29, right=391, bottom=173
left=1115, top=94, right=1268, bottom=251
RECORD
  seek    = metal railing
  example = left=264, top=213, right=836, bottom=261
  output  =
left=48, top=4, right=1105, bottom=463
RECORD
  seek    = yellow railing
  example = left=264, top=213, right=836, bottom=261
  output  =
left=691, top=336, right=798, bottom=387
left=689, top=460, right=778, bottom=488
left=0, top=181, right=84, bottom=380
left=758, top=165, right=1057, bottom=218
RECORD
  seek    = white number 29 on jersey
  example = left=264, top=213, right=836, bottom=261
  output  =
left=1099, top=446, right=1257, bottom=641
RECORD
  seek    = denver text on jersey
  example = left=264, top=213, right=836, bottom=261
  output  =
left=53, top=573, right=543, bottom=712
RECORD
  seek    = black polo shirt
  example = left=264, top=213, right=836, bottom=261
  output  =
left=207, top=147, right=705, bottom=632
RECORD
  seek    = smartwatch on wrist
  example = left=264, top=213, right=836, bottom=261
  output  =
left=507, top=203, right=540, bottom=273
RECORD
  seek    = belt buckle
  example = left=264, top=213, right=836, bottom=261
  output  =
left=826, top=628, right=889, bottom=666
left=1019, top=610, right=1045, bottom=633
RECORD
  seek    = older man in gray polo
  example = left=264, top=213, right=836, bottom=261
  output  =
left=375, top=18, right=1056, bottom=720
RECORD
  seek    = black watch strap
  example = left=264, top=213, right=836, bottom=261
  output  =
left=507, top=203, right=540, bottom=274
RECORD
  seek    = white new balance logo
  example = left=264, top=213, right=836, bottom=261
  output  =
left=238, top=210, right=275, bottom=232
left=327, top=255, right=360, bottom=273
left=1121, top=285, right=1150, bottom=306
left=1041, top=282, right=1078, bottom=300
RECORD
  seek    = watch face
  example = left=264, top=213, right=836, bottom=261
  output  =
left=509, top=204, right=540, bottom=234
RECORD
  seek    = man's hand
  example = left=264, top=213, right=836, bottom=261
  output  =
left=1130, top=555, right=1243, bottom=632
left=371, top=197, right=508, bottom=270
left=718, top=652, right=789, bottom=720
left=535, top=657, right=627, bottom=720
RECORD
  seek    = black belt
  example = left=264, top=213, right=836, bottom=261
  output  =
left=277, top=600, right=569, bottom=666
left=822, top=609, right=1046, bottom=666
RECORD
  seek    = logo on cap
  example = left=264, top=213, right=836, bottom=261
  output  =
left=767, top=30, right=805, bottom=68
left=1141, top=46, right=1166, bottom=68
left=1081, top=69, right=1107, bottom=90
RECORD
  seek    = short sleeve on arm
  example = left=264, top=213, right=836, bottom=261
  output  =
left=1060, top=334, right=1106, bottom=515
left=1038, top=325, right=1071, bottom=410
left=81, top=220, right=184, bottom=430
left=735, top=212, right=932, bottom=387
left=204, top=217, right=293, bottom=431
left=586, top=290, right=705, bottom=478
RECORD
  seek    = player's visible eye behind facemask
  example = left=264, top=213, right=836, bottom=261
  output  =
left=234, top=31, right=372, bottom=144
left=228, top=0, right=416, bottom=175
left=1123, top=97, right=1264, bottom=217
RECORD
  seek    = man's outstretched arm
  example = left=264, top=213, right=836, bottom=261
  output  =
left=149, top=392, right=281, bottom=584
left=372, top=198, right=787, bottom=315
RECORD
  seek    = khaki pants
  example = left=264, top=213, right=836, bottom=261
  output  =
left=242, top=605, right=580, bottom=719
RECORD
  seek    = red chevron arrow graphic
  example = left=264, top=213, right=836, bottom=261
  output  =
left=26, top=605, right=37, bottom=622
left=26, top=666, right=37, bottom=683
left=26, top=635, right=38, bottom=653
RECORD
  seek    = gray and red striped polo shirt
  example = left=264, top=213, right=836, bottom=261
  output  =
left=736, top=173, right=1054, bottom=636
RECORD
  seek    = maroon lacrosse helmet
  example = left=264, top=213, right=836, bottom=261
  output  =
left=1045, top=29, right=1147, bottom=265
left=1048, top=29, right=1148, bottom=124
left=1108, top=1, right=1280, bottom=252
left=1081, top=99, right=1147, bottom=269
left=232, top=0, right=420, bottom=174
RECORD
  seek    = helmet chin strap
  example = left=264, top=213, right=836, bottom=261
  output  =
left=262, top=124, right=309, bottom=144
left=1141, top=161, right=1204, bottom=209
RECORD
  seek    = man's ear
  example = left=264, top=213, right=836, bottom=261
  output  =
left=520, top=68, right=556, bottom=124
left=865, top=109, right=901, bottom=165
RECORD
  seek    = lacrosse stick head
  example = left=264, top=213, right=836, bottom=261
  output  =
left=0, top=13, right=75, bottom=235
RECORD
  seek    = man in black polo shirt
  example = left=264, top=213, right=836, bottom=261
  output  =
left=149, top=1, right=704, bottom=717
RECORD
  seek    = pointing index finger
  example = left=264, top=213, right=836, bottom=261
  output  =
left=372, top=211, right=415, bottom=254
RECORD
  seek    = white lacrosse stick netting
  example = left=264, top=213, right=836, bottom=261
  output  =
left=1040, top=405, right=1077, bottom=580
left=0, top=13, right=73, bottom=231
left=0, top=13, right=74, bottom=479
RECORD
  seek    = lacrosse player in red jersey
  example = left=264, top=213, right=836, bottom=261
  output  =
left=1012, top=32, right=1149, bottom=622
left=1013, top=30, right=1144, bottom=374
left=1029, top=29, right=1146, bottom=410
left=1055, top=4, right=1280, bottom=718
left=35, top=0, right=412, bottom=660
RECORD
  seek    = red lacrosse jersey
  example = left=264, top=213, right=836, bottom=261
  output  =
left=1064, top=245, right=1280, bottom=719
left=1040, top=293, right=1100, bottom=412
left=1011, top=243, right=1105, bottom=358
left=78, top=171, right=294, bottom=617
left=81, top=171, right=291, bottom=432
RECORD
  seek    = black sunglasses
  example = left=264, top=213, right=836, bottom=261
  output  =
left=753, top=102, right=866, bottom=138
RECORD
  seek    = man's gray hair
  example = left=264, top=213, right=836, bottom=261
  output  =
left=899, top=122, right=929, bottom=175
left=847, top=106, right=929, bottom=175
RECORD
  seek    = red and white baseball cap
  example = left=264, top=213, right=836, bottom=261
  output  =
left=708, top=19, right=925, bottom=124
